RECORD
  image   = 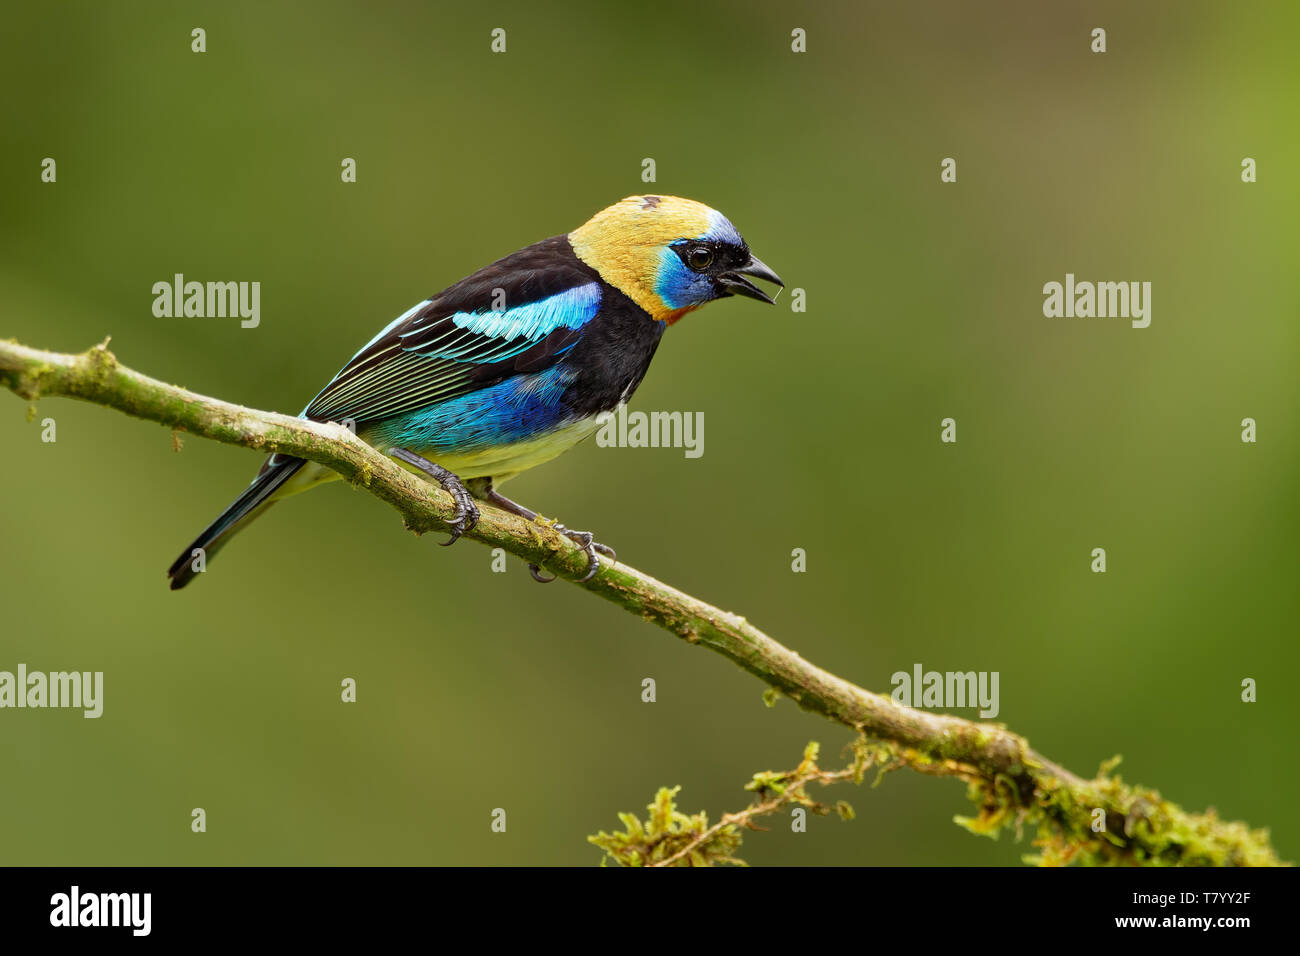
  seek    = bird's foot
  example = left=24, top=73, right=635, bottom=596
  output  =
left=388, top=447, right=479, bottom=546
left=437, top=485, right=481, bottom=547
left=473, top=480, right=614, bottom=584
left=529, top=524, right=615, bottom=584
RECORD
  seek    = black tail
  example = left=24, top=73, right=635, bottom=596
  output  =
left=167, top=457, right=306, bottom=590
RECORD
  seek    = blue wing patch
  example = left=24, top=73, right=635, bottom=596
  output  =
left=303, top=282, right=602, bottom=425
left=402, top=282, right=599, bottom=362
left=446, top=283, right=598, bottom=340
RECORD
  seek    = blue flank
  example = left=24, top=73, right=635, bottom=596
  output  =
left=369, top=363, right=578, bottom=452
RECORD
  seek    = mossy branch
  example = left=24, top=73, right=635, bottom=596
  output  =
left=0, top=338, right=1285, bottom=866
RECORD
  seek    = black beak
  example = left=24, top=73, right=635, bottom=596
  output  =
left=718, top=254, right=784, bottom=305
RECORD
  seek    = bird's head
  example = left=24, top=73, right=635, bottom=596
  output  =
left=568, top=195, right=783, bottom=324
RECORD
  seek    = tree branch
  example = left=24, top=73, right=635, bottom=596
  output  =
left=1, top=338, right=1284, bottom=866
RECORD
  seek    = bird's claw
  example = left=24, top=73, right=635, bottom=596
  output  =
left=525, top=524, right=614, bottom=583
left=554, top=524, right=613, bottom=583
left=437, top=480, right=479, bottom=546
left=387, top=447, right=480, bottom=547
left=440, top=497, right=480, bottom=546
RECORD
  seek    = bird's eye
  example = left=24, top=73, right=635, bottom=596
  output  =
left=687, top=246, right=714, bottom=270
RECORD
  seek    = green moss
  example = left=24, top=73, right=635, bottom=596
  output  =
left=16, top=362, right=57, bottom=404
left=588, top=786, right=743, bottom=867
left=953, top=754, right=1286, bottom=866
left=591, top=740, right=871, bottom=866
left=82, top=341, right=118, bottom=389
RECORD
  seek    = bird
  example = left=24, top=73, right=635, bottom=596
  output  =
left=166, top=195, right=783, bottom=590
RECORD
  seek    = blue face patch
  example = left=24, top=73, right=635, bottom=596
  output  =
left=655, top=209, right=759, bottom=314
left=654, top=209, right=751, bottom=311
left=654, top=247, right=716, bottom=311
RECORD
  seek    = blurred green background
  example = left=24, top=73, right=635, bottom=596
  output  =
left=1, top=0, right=1296, bottom=865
